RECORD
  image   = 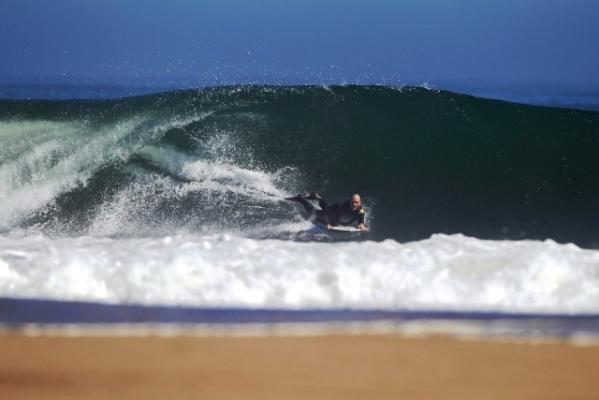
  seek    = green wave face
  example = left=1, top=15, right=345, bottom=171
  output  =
left=1, top=86, right=598, bottom=245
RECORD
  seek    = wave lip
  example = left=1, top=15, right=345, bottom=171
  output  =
left=0, top=117, right=147, bottom=230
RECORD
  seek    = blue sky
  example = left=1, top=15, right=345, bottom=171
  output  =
left=1, top=0, right=598, bottom=88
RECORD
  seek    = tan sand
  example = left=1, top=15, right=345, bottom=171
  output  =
left=1, top=333, right=598, bottom=400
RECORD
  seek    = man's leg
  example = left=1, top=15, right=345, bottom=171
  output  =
left=286, top=193, right=330, bottom=224
left=285, top=195, right=316, bottom=214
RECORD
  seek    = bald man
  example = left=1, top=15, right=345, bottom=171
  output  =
left=286, top=192, right=368, bottom=231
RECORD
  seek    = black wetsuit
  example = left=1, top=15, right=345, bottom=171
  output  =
left=294, top=197, right=366, bottom=227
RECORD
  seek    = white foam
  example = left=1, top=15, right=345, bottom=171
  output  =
left=1, top=233, right=598, bottom=314
left=84, top=142, right=294, bottom=236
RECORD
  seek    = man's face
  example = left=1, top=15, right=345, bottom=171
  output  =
left=351, top=195, right=362, bottom=211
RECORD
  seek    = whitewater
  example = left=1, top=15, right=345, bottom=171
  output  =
left=1, top=85, right=598, bottom=315
left=1, top=233, right=599, bottom=314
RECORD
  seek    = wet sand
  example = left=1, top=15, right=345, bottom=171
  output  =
left=1, top=333, right=598, bottom=400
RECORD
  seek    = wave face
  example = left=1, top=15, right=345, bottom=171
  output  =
left=1, top=86, right=599, bottom=245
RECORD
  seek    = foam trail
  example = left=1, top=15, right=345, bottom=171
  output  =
left=82, top=139, right=295, bottom=237
left=138, top=145, right=290, bottom=200
left=181, top=160, right=290, bottom=200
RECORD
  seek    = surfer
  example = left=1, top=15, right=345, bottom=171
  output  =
left=286, top=192, right=368, bottom=231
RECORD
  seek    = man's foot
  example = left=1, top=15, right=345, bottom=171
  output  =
left=284, top=194, right=304, bottom=202
left=285, top=192, right=321, bottom=201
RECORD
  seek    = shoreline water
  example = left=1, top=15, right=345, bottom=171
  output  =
left=2, top=297, right=599, bottom=343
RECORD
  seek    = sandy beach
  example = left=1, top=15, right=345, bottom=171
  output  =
left=1, top=333, right=598, bottom=400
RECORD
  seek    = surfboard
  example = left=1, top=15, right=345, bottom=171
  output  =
left=315, top=224, right=363, bottom=233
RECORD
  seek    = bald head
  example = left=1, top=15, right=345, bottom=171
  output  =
left=350, top=193, right=362, bottom=211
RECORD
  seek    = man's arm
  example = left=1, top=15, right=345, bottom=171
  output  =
left=316, top=209, right=332, bottom=229
left=357, top=208, right=368, bottom=231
